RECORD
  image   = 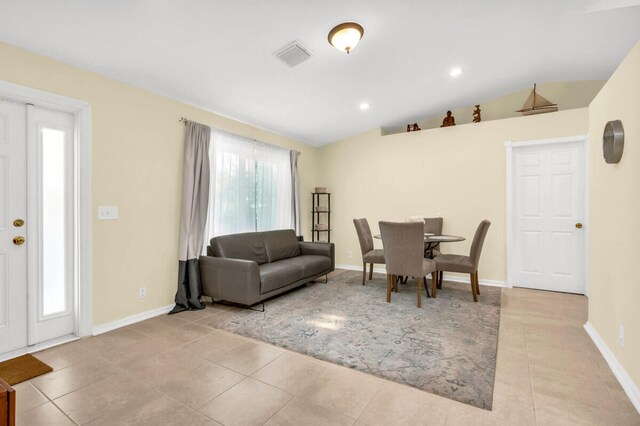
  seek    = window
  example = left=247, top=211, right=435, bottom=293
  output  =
left=206, top=130, right=292, bottom=239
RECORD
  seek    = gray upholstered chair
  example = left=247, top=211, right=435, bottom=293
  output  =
left=433, top=220, right=491, bottom=302
left=424, top=217, right=444, bottom=256
left=424, top=217, right=444, bottom=285
left=353, top=218, right=385, bottom=285
left=379, top=221, right=438, bottom=307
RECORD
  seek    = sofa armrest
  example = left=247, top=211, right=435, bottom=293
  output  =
left=199, top=255, right=261, bottom=306
left=298, top=242, right=335, bottom=272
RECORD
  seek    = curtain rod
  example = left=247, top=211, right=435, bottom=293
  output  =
left=180, top=117, right=302, bottom=156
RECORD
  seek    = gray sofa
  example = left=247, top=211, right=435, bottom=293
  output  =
left=199, top=229, right=335, bottom=306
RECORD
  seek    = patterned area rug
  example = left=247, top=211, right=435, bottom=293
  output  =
left=209, top=270, right=501, bottom=409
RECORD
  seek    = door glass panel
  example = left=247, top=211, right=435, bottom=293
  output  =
left=42, top=128, right=66, bottom=316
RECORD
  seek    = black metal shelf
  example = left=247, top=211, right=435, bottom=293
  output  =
left=311, top=192, right=331, bottom=243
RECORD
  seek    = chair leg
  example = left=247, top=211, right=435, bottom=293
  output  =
left=470, top=273, right=478, bottom=302
left=474, top=271, right=480, bottom=294
left=439, top=271, right=444, bottom=288
left=422, top=276, right=431, bottom=298
left=431, top=271, right=438, bottom=298
left=386, top=274, right=391, bottom=303
left=362, top=262, right=366, bottom=285
left=416, top=277, right=422, bottom=308
left=369, top=263, right=374, bottom=280
left=394, top=275, right=398, bottom=292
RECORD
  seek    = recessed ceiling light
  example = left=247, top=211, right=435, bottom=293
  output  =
left=449, top=67, right=462, bottom=77
left=360, top=102, right=370, bottom=110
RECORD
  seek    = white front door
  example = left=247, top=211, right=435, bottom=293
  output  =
left=0, top=101, right=28, bottom=354
left=513, top=140, right=586, bottom=294
left=0, top=101, right=77, bottom=356
left=29, top=106, right=76, bottom=344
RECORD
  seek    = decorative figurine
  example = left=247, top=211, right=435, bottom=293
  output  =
left=440, top=111, right=456, bottom=127
left=516, top=83, right=557, bottom=116
left=407, top=123, right=421, bottom=132
left=472, top=105, right=481, bottom=123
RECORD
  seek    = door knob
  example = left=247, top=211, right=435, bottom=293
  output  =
left=575, top=223, right=583, bottom=229
left=13, top=236, right=25, bottom=245
left=13, top=219, right=24, bottom=227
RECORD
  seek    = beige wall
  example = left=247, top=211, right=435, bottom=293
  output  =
left=385, top=80, right=605, bottom=134
left=318, top=109, right=588, bottom=282
left=588, top=42, right=640, bottom=386
left=0, top=41, right=319, bottom=327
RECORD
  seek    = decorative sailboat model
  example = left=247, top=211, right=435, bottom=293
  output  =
left=516, top=83, right=558, bottom=116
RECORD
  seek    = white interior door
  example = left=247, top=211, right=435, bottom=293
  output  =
left=513, top=140, right=586, bottom=294
left=0, top=101, right=28, bottom=354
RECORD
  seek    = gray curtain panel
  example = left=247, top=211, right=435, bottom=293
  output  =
left=170, top=121, right=211, bottom=314
left=290, top=150, right=302, bottom=236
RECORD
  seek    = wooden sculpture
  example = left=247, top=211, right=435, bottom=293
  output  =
left=472, top=105, right=481, bottom=123
left=440, top=111, right=456, bottom=127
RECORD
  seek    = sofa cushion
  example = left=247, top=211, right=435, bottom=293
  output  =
left=283, top=255, right=331, bottom=277
left=259, top=259, right=305, bottom=294
left=263, top=229, right=301, bottom=263
left=210, top=232, right=268, bottom=265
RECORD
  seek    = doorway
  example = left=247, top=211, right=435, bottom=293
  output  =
left=506, top=136, right=588, bottom=294
left=0, top=81, right=92, bottom=359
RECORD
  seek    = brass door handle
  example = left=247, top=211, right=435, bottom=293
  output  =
left=575, top=223, right=583, bottom=229
left=13, top=236, right=25, bottom=245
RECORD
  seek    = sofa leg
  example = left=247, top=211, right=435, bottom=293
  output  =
left=325, top=274, right=328, bottom=284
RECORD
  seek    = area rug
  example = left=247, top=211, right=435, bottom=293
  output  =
left=210, top=270, right=501, bottom=409
left=0, top=354, right=52, bottom=385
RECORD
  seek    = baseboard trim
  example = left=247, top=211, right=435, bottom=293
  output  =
left=92, top=304, right=174, bottom=336
left=584, top=321, right=640, bottom=414
left=334, top=264, right=507, bottom=287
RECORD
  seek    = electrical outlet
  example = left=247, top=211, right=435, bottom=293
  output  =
left=347, top=250, right=353, bottom=259
left=139, top=287, right=147, bottom=299
left=619, top=325, right=625, bottom=348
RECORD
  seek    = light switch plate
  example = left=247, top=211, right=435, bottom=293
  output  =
left=98, top=206, right=119, bottom=220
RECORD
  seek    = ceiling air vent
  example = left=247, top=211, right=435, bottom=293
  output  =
left=273, top=41, right=312, bottom=68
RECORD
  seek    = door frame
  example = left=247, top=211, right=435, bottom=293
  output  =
left=505, top=134, right=589, bottom=295
left=0, top=80, right=92, bottom=341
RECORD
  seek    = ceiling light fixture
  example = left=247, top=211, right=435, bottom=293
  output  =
left=449, top=67, right=462, bottom=77
left=359, top=102, right=370, bottom=110
left=328, top=22, right=364, bottom=54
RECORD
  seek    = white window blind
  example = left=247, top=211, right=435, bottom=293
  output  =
left=206, top=130, right=292, bottom=239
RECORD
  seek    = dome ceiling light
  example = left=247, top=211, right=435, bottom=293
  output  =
left=328, top=22, right=364, bottom=54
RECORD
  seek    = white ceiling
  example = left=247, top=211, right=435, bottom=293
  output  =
left=1, top=1, right=639, bottom=146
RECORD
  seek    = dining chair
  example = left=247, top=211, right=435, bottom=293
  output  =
left=424, top=217, right=443, bottom=255
left=424, top=217, right=444, bottom=285
left=379, top=221, right=438, bottom=308
left=353, top=218, right=385, bottom=285
left=433, top=220, right=491, bottom=302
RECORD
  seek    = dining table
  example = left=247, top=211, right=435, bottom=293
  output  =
left=374, top=233, right=466, bottom=289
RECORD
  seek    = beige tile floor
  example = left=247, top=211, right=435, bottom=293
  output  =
left=15, top=270, right=640, bottom=425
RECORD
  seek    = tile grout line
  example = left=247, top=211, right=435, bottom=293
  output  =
left=258, top=392, right=295, bottom=426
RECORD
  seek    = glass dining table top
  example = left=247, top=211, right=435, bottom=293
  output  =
left=373, top=233, right=465, bottom=243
